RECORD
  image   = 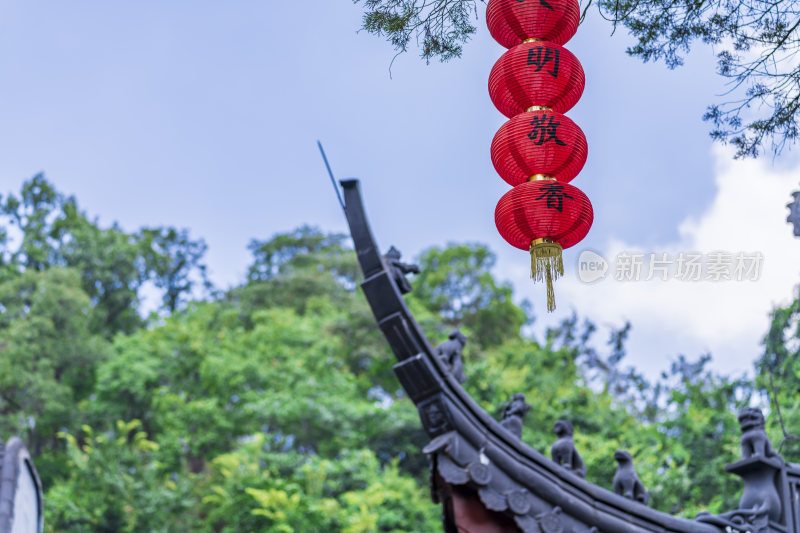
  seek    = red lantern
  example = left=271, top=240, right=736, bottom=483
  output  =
left=487, top=0, right=580, bottom=49
left=486, top=0, right=591, bottom=312
left=491, top=110, right=587, bottom=186
left=495, top=180, right=592, bottom=250
left=489, top=41, right=584, bottom=117
left=495, top=180, right=593, bottom=310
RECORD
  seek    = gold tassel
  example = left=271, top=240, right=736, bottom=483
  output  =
left=529, top=238, right=563, bottom=312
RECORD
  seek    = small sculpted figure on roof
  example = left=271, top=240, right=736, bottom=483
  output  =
left=434, top=330, right=468, bottom=383
left=613, top=450, right=649, bottom=505
left=500, top=393, right=530, bottom=439
left=739, top=407, right=778, bottom=460
left=698, top=408, right=783, bottom=529
left=551, top=420, right=586, bottom=478
left=384, top=246, right=420, bottom=294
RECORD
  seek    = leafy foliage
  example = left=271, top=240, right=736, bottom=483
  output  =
left=353, top=0, right=800, bottom=157
left=595, top=0, right=800, bottom=157
left=0, top=267, right=109, bottom=476
left=48, top=421, right=192, bottom=533
left=408, top=243, right=529, bottom=348
left=353, top=0, right=483, bottom=63
left=0, top=176, right=798, bottom=530
left=758, top=287, right=800, bottom=456
left=139, top=227, right=210, bottom=313
left=0, top=174, right=209, bottom=336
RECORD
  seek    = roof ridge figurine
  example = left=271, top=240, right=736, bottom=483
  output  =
left=551, top=420, right=586, bottom=478
left=613, top=450, right=649, bottom=505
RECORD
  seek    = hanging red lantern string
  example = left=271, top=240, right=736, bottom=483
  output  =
left=487, top=0, right=580, bottom=48
left=495, top=180, right=593, bottom=311
left=487, top=0, right=591, bottom=312
left=488, top=41, right=585, bottom=117
left=491, top=109, right=587, bottom=186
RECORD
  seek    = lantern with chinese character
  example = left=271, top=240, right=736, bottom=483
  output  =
left=487, top=0, right=592, bottom=311
left=489, top=42, right=585, bottom=117
left=495, top=180, right=593, bottom=309
left=491, top=109, right=587, bottom=185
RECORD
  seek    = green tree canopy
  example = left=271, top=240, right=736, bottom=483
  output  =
left=407, top=243, right=529, bottom=349
left=0, top=174, right=209, bottom=336
left=1, top=177, right=798, bottom=531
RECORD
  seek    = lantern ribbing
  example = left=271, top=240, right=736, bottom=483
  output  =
left=487, top=0, right=593, bottom=312
left=491, top=110, right=587, bottom=186
left=488, top=0, right=580, bottom=48
left=489, top=41, right=585, bottom=117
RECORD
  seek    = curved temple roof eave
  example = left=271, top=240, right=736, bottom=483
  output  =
left=340, top=179, right=722, bottom=533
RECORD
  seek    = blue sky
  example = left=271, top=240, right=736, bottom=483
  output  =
left=1, top=1, right=798, bottom=380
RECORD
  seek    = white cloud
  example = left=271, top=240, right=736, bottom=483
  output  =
left=516, top=145, right=800, bottom=380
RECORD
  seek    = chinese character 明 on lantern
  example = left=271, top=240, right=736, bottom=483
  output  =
left=487, top=0, right=593, bottom=312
